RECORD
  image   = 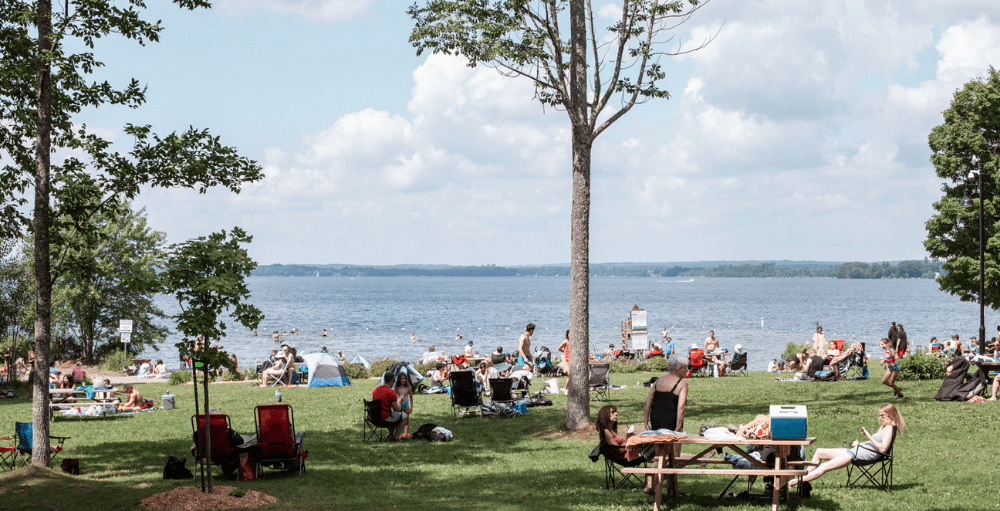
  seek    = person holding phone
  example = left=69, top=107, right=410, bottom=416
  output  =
left=787, top=403, right=903, bottom=497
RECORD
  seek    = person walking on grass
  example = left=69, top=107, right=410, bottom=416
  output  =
left=879, top=338, right=903, bottom=399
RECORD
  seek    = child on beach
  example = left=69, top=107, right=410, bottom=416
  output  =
left=879, top=338, right=903, bottom=399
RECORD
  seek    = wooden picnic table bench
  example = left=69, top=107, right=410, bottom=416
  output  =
left=49, top=388, right=119, bottom=420
left=623, top=434, right=816, bottom=511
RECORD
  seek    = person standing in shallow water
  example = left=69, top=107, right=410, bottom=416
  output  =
left=812, top=326, right=827, bottom=352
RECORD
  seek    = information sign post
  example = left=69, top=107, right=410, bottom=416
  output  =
left=119, top=319, right=133, bottom=363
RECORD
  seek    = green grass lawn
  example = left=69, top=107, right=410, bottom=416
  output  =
left=1, top=366, right=998, bottom=510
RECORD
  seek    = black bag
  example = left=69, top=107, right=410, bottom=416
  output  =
left=412, top=423, right=452, bottom=442
left=60, top=458, right=79, bottom=475
left=163, top=454, right=194, bottom=480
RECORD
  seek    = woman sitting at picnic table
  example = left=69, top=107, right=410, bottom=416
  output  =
left=118, top=384, right=144, bottom=412
left=643, top=354, right=689, bottom=444
left=52, top=375, right=76, bottom=404
left=596, top=404, right=653, bottom=493
left=787, top=403, right=903, bottom=497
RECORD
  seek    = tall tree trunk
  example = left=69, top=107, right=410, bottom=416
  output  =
left=202, top=358, right=214, bottom=493
left=32, top=0, right=53, bottom=467
left=565, top=0, right=592, bottom=430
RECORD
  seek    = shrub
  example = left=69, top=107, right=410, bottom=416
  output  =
left=609, top=358, right=642, bottom=373
left=367, top=358, right=396, bottom=379
left=637, top=357, right=670, bottom=372
left=343, top=363, right=368, bottom=381
left=228, top=489, right=244, bottom=498
left=413, top=361, right=437, bottom=376
left=897, top=353, right=946, bottom=381
left=99, top=350, right=128, bottom=372
left=782, top=341, right=810, bottom=362
left=219, top=368, right=247, bottom=381
left=167, top=370, right=192, bottom=386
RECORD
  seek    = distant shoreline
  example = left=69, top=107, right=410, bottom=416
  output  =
left=252, top=260, right=943, bottom=279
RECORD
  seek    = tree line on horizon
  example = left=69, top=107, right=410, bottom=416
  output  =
left=252, top=259, right=944, bottom=279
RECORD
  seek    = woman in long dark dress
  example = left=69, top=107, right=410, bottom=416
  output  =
left=934, top=355, right=987, bottom=401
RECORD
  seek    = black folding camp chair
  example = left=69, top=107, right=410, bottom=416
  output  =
left=449, top=370, right=482, bottom=419
left=588, top=363, right=611, bottom=401
left=846, top=343, right=868, bottom=379
left=589, top=442, right=647, bottom=490
left=846, top=426, right=895, bottom=492
left=726, top=352, right=748, bottom=377
left=362, top=399, right=402, bottom=442
left=486, top=378, right=519, bottom=418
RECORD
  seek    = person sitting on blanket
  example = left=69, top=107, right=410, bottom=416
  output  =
left=153, top=359, right=168, bottom=376
left=372, top=378, right=409, bottom=440
left=118, top=384, right=144, bottom=412
left=430, top=362, right=449, bottom=387
left=644, top=355, right=689, bottom=458
left=787, top=403, right=903, bottom=498
left=596, top=404, right=653, bottom=493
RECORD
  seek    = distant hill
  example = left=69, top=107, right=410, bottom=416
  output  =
left=252, top=260, right=943, bottom=279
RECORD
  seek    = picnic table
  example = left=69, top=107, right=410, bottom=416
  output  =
left=977, top=361, right=1000, bottom=379
left=623, top=434, right=815, bottom=511
left=49, top=387, right=119, bottom=420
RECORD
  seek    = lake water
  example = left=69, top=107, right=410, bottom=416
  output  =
left=142, top=276, right=987, bottom=371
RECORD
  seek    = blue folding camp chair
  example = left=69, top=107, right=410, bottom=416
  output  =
left=13, top=422, right=71, bottom=464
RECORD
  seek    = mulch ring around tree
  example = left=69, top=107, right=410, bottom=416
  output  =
left=140, top=486, right=276, bottom=511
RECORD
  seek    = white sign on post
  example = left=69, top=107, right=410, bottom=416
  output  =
left=630, top=310, right=649, bottom=351
left=119, top=319, right=133, bottom=333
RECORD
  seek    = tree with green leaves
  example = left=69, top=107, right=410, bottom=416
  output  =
left=0, top=1, right=263, bottom=466
left=924, top=67, right=1000, bottom=349
left=50, top=204, right=168, bottom=359
left=408, top=0, right=716, bottom=429
left=0, top=238, right=33, bottom=378
left=161, top=227, right=264, bottom=494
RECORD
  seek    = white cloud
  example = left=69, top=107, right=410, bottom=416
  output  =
left=130, top=1, right=1000, bottom=265
left=215, top=0, right=370, bottom=22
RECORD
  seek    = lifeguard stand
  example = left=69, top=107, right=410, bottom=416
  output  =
left=620, top=305, right=648, bottom=358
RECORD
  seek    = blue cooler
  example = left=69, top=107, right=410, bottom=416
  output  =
left=514, top=403, right=527, bottom=415
left=769, top=405, right=807, bottom=439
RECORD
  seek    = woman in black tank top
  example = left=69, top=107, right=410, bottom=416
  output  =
left=643, top=354, right=689, bottom=432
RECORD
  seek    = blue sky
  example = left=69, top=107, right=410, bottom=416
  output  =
left=66, top=0, right=1000, bottom=266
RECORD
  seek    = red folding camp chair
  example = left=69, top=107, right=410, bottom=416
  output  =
left=191, top=414, right=236, bottom=478
left=255, top=404, right=305, bottom=477
left=688, top=349, right=707, bottom=376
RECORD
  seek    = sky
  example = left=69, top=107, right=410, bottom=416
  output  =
left=65, top=0, right=1000, bottom=266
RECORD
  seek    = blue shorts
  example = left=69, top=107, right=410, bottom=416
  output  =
left=886, top=363, right=899, bottom=372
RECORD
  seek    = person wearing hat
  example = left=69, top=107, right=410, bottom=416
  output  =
left=717, top=344, right=744, bottom=377
left=464, top=340, right=474, bottom=358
